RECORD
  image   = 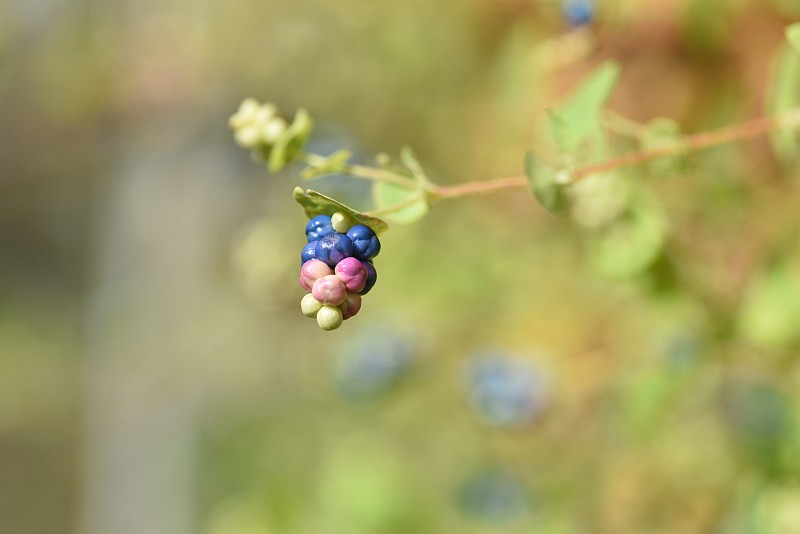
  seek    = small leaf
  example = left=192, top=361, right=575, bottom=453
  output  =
left=768, top=36, right=800, bottom=165
left=548, top=61, right=620, bottom=165
left=300, top=149, right=353, bottom=180
left=399, top=146, right=430, bottom=185
left=642, top=117, right=688, bottom=175
left=268, top=108, right=313, bottom=173
left=524, top=151, right=568, bottom=214
left=787, top=22, right=800, bottom=54
left=372, top=182, right=428, bottom=225
left=293, top=187, right=388, bottom=236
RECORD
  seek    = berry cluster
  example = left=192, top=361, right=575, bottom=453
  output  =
left=298, top=212, right=380, bottom=330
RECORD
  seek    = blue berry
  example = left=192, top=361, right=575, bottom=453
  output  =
left=306, top=215, right=334, bottom=242
left=360, top=260, right=377, bottom=295
left=563, top=0, right=594, bottom=26
left=346, top=225, right=381, bottom=260
left=468, top=354, right=548, bottom=426
left=301, top=240, right=318, bottom=263
left=314, top=232, right=353, bottom=267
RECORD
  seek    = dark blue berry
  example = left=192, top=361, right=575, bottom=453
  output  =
left=359, top=260, right=377, bottom=295
left=301, top=241, right=318, bottom=263
left=468, top=354, right=547, bottom=426
left=346, top=225, right=381, bottom=260
left=306, top=215, right=334, bottom=242
left=314, top=232, right=353, bottom=267
left=563, top=0, right=594, bottom=26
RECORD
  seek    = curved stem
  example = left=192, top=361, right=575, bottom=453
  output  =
left=300, top=152, right=418, bottom=189
left=367, top=194, right=426, bottom=217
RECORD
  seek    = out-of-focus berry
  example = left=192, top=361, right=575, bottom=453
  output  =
left=299, top=259, right=333, bottom=292
left=336, top=325, right=414, bottom=398
left=317, top=305, right=343, bottom=331
left=306, top=215, right=334, bottom=242
left=563, top=0, right=594, bottom=26
left=301, top=241, right=318, bottom=264
left=467, top=354, right=549, bottom=427
left=315, top=233, right=354, bottom=267
left=456, top=469, right=528, bottom=525
left=360, top=261, right=377, bottom=295
left=312, top=275, right=347, bottom=306
left=300, top=293, right=323, bottom=317
left=346, top=225, right=381, bottom=260
left=334, top=257, right=367, bottom=293
left=339, top=292, right=362, bottom=320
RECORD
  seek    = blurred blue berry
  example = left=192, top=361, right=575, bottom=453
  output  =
left=456, top=469, right=528, bottom=524
left=336, top=325, right=414, bottom=398
left=306, top=214, right=334, bottom=242
left=314, top=232, right=353, bottom=267
left=467, top=353, right=549, bottom=426
left=563, top=0, right=594, bottom=26
left=360, top=260, right=377, bottom=295
left=301, top=240, right=318, bottom=263
left=346, top=224, right=381, bottom=260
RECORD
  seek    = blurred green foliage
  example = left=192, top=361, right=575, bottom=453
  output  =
left=3, top=1, right=800, bottom=533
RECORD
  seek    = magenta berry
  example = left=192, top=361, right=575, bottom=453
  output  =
left=340, top=292, right=362, bottom=320
left=300, top=259, right=333, bottom=292
left=312, top=275, right=347, bottom=306
left=335, top=257, right=368, bottom=293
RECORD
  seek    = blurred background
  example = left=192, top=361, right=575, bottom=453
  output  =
left=2, top=0, right=800, bottom=532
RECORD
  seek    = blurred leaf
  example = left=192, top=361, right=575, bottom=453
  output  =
left=293, top=187, right=388, bottom=235
left=738, top=257, right=800, bottom=348
left=372, top=182, right=428, bottom=225
left=399, top=146, right=431, bottom=186
left=768, top=41, right=800, bottom=166
left=642, top=117, right=688, bottom=176
left=586, top=194, right=666, bottom=279
left=524, top=151, right=568, bottom=214
left=300, top=149, right=352, bottom=180
left=788, top=22, right=800, bottom=54
left=548, top=61, right=620, bottom=165
left=267, top=108, right=313, bottom=173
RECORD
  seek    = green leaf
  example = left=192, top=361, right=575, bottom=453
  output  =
left=293, top=187, right=388, bottom=236
left=372, top=182, right=428, bottom=225
left=787, top=22, right=800, bottom=54
left=548, top=61, right=621, bottom=165
left=768, top=39, right=800, bottom=165
left=300, top=149, right=352, bottom=180
left=642, top=117, right=688, bottom=175
left=524, top=151, right=568, bottom=214
left=399, top=146, right=430, bottom=186
left=586, top=194, right=666, bottom=279
left=268, top=108, right=313, bottom=173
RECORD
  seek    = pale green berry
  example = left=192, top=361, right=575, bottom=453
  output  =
left=316, top=305, right=343, bottom=331
left=331, top=212, right=353, bottom=233
left=300, top=293, right=323, bottom=318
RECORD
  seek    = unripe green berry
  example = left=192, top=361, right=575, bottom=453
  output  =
left=331, top=212, right=354, bottom=233
left=300, top=293, right=322, bottom=318
left=316, top=305, right=343, bottom=331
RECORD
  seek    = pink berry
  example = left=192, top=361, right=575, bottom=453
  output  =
left=340, top=292, right=362, bottom=320
left=312, top=275, right=347, bottom=306
left=334, top=257, right=367, bottom=293
left=300, top=260, right=333, bottom=291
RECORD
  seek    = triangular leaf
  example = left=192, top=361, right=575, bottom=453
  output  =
left=372, top=182, right=429, bottom=225
left=293, top=187, right=388, bottom=236
left=548, top=61, right=621, bottom=165
left=787, top=22, right=800, bottom=54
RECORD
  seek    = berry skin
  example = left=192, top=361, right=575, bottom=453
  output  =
left=317, top=305, right=343, bottom=331
left=334, top=257, right=367, bottom=293
left=300, top=293, right=323, bottom=317
left=340, top=292, right=362, bottom=320
left=360, top=261, right=377, bottom=295
left=300, top=259, right=333, bottom=292
left=346, top=225, right=381, bottom=260
left=306, top=215, right=334, bottom=242
left=301, top=241, right=318, bottom=263
left=312, top=275, right=347, bottom=306
left=314, top=232, right=354, bottom=267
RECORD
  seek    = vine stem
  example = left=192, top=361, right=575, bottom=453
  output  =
left=300, top=152, right=417, bottom=189
left=428, top=109, right=800, bottom=200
